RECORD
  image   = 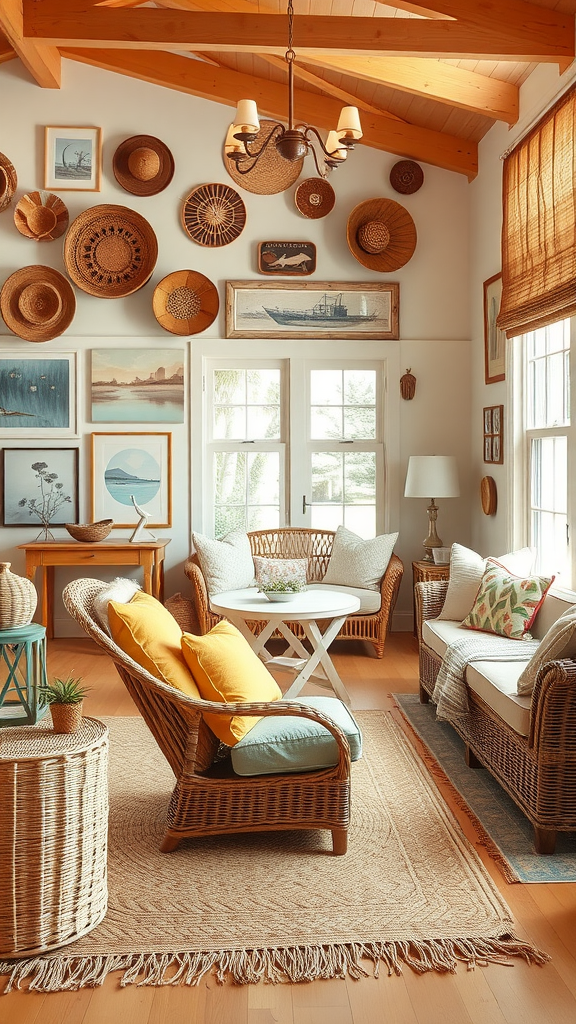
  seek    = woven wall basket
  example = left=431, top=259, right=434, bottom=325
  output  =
left=152, top=270, right=219, bottom=335
left=14, top=191, right=69, bottom=241
left=224, top=120, right=304, bottom=195
left=181, top=183, right=246, bottom=247
left=389, top=159, right=424, bottom=195
left=294, top=177, right=335, bottom=219
left=64, top=204, right=158, bottom=297
left=113, top=135, right=175, bottom=197
left=0, top=152, right=17, bottom=212
left=0, top=265, right=76, bottom=342
left=346, top=197, right=417, bottom=272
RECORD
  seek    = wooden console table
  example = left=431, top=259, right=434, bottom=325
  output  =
left=18, top=539, right=170, bottom=639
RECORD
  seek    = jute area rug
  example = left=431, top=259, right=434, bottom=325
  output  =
left=2, top=711, right=548, bottom=992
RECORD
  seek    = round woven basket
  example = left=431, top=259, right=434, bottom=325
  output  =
left=14, top=191, right=69, bottom=241
left=65, top=520, right=113, bottom=543
left=64, top=204, right=158, bottom=297
left=113, top=135, right=175, bottom=197
left=294, top=177, right=335, bottom=219
left=389, top=159, right=424, bottom=195
left=0, top=265, right=76, bottom=342
left=223, top=120, right=304, bottom=195
left=181, top=183, right=246, bottom=247
left=346, top=197, right=417, bottom=272
left=0, top=153, right=17, bottom=212
left=152, top=270, right=219, bottom=335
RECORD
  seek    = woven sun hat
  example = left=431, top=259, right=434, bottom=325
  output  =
left=294, top=177, right=335, bottom=219
left=153, top=270, right=219, bottom=336
left=346, top=197, right=417, bottom=272
left=14, top=190, right=69, bottom=241
left=0, top=152, right=17, bottom=213
left=113, top=135, right=175, bottom=197
left=0, top=264, right=76, bottom=342
left=224, top=119, right=304, bottom=195
left=64, top=204, right=158, bottom=297
left=389, top=159, right=424, bottom=195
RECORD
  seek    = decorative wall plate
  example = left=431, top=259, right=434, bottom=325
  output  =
left=481, top=475, right=497, bottom=515
left=294, top=178, right=335, bottom=219
left=0, top=152, right=17, bottom=212
left=0, top=264, right=76, bottom=342
left=181, top=183, right=246, bottom=247
left=64, top=204, right=158, bottom=297
left=258, top=241, right=316, bottom=276
left=224, top=120, right=304, bottom=195
left=14, top=191, right=69, bottom=241
left=153, top=270, right=219, bottom=335
left=390, top=160, right=424, bottom=195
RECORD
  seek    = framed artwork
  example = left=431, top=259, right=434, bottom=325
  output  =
left=0, top=352, right=77, bottom=438
left=483, top=273, right=506, bottom=384
left=44, top=126, right=102, bottom=191
left=91, top=348, right=185, bottom=423
left=91, top=432, right=172, bottom=528
left=257, top=241, right=316, bottom=276
left=2, top=447, right=79, bottom=528
left=225, top=281, right=399, bottom=340
left=483, top=404, right=504, bottom=464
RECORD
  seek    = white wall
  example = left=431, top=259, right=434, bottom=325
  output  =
left=0, top=57, right=472, bottom=635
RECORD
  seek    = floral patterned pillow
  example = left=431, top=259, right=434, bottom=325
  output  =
left=461, top=559, right=554, bottom=640
left=253, top=556, right=308, bottom=593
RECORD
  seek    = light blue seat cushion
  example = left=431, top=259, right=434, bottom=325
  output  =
left=230, top=695, right=362, bottom=776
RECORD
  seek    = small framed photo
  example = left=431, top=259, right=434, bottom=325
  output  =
left=44, top=126, right=102, bottom=191
left=2, top=447, right=79, bottom=528
left=483, top=273, right=506, bottom=384
left=91, top=432, right=172, bottom=528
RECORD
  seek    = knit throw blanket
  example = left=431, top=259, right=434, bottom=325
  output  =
left=431, top=632, right=540, bottom=721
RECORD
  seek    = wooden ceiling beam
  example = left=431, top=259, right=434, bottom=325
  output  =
left=305, top=53, right=519, bottom=124
left=383, top=0, right=569, bottom=32
left=1, top=0, right=61, bottom=87
left=25, top=3, right=574, bottom=63
left=61, top=46, right=477, bottom=178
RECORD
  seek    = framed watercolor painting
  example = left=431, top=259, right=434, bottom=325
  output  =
left=0, top=352, right=77, bottom=438
left=2, top=447, right=79, bottom=532
left=90, top=349, right=185, bottom=423
left=91, top=432, right=172, bottom=528
left=44, top=126, right=102, bottom=191
left=483, top=273, right=506, bottom=384
left=225, top=281, right=399, bottom=340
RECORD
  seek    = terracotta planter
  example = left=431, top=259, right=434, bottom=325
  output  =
left=50, top=701, right=84, bottom=734
left=0, top=561, right=37, bottom=629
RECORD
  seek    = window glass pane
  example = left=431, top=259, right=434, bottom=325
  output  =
left=527, top=320, right=570, bottom=428
left=311, top=407, right=343, bottom=439
left=311, top=452, right=343, bottom=502
left=247, top=452, right=279, bottom=505
left=311, top=504, right=343, bottom=531
left=530, top=436, right=568, bottom=577
left=343, top=408, right=376, bottom=440
left=345, top=505, right=375, bottom=537
left=343, top=452, right=376, bottom=502
left=246, top=406, right=280, bottom=439
left=247, top=506, right=279, bottom=531
left=214, top=369, right=245, bottom=405
left=310, top=370, right=342, bottom=405
left=344, top=369, right=376, bottom=405
left=214, top=450, right=280, bottom=535
left=246, top=369, right=280, bottom=404
left=214, top=406, right=245, bottom=440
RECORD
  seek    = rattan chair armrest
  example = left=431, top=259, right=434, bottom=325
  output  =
left=529, top=657, right=576, bottom=751
left=414, top=580, right=449, bottom=642
left=184, top=557, right=212, bottom=634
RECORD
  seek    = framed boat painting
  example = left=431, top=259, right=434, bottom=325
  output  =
left=225, top=281, right=400, bottom=340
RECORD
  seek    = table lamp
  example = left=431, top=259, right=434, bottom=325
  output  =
left=404, top=455, right=460, bottom=561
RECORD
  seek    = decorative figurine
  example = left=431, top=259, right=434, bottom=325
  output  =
left=129, top=494, right=158, bottom=543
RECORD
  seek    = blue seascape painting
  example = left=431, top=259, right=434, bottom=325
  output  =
left=0, top=358, right=70, bottom=429
left=104, top=448, right=161, bottom=507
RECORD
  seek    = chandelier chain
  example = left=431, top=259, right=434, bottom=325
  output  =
left=286, top=0, right=295, bottom=65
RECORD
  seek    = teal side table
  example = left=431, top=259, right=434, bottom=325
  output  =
left=0, top=623, right=48, bottom=728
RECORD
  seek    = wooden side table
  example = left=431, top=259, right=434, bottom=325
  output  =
left=0, top=717, right=109, bottom=957
left=412, top=559, right=450, bottom=636
left=18, top=539, right=170, bottom=638
left=0, top=622, right=48, bottom=727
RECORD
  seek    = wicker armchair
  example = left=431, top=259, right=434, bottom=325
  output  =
left=184, top=528, right=403, bottom=658
left=62, top=578, right=352, bottom=855
left=415, top=579, right=576, bottom=854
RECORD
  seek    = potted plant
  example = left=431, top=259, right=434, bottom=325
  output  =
left=40, top=676, right=90, bottom=734
left=258, top=579, right=307, bottom=603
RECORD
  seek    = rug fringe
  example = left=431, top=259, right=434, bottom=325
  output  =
left=0, top=937, right=550, bottom=992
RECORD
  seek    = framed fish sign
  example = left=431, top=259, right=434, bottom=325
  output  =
left=225, top=280, right=399, bottom=340
left=258, top=241, right=316, bottom=276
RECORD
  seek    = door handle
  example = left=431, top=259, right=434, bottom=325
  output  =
left=302, top=494, right=311, bottom=514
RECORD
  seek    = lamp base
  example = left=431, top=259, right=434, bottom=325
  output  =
left=421, top=499, right=442, bottom=562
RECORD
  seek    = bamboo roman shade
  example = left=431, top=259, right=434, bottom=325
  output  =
left=498, top=84, right=576, bottom=339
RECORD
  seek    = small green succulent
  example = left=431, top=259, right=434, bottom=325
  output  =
left=40, top=676, right=90, bottom=705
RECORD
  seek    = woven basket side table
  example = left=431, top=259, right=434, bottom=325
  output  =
left=0, top=717, right=109, bottom=957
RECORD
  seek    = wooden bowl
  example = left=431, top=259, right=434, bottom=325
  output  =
left=65, top=520, right=113, bottom=543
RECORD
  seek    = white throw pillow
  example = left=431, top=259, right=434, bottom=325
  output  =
left=438, top=543, right=534, bottom=621
left=322, top=526, right=398, bottom=592
left=517, top=604, right=576, bottom=695
left=192, top=530, right=256, bottom=596
left=93, top=577, right=142, bottom=634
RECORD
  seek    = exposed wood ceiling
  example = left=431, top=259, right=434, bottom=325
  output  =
left=0, top=0, right=574, bottom=178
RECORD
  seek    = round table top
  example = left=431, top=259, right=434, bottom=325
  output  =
left=210, top=587, right=361, bottom=622
left=0, top=716, right=108, bottom=761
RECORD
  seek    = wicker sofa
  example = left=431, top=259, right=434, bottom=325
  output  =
left=415, top=579, right=576, bottom=854
left=183, top=528, right=404, bottom=658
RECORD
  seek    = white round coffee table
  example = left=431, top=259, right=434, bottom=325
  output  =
left=210, top=588, right=360, bottom=704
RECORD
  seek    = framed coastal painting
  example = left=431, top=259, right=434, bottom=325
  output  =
left=483, top=273, right=506, bottom=384
left=2, top=447, right=79, bottom=529
left=91, top=432, right=172, bottom=528
left=225, top=281, right=400, bottom=340
left=44, top=126, right=102, bottom=191
left=90, top=348, right=185, bottom=423
left=0, top=352, right=77, bottom=438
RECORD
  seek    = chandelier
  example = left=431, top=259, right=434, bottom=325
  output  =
left=224, top=0, right=363, bottom=178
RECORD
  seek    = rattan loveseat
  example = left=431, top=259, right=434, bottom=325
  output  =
left=415, top=579, right=576, bottom=854
left=184, top=528, right=403, bottom=658
left=63, top=577, right=353, bottom=855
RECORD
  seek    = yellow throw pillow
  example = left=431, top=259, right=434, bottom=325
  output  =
left=109, top=591, right=200, bottom=699
left=181, top=621, right=282, bottom=745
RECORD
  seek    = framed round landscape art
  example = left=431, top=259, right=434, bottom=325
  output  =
left=90, top=432, right=172, bottom=528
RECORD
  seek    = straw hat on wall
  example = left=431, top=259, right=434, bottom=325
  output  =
left=0, top=265, right=76, bottom=342
left=113, top=135, right=175, bottom=196
left=0, top=153, right=17, bottom=213
left=346, top=197, right=417, bottom=272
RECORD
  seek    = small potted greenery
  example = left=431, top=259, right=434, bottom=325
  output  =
left=258, top=579, right=307, bottom=602
left=40, top=676, right=90, bottom=734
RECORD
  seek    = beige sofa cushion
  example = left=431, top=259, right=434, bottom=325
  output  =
left=517, top=603, right=576, bottom=695
left=307, top=582, right=381, bottom=615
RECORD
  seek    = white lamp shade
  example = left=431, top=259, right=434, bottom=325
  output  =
left=224, top=123, right=247, bottom=155
left=337, top=106, right=362, bottom=140
left=233, top=100, right=260, bottom=134
left=325, top=130, right=347, bottom=160
left=404, top=455, right=460, bottom=499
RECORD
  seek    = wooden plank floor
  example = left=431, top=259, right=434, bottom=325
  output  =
left=2, top=633, right=576, bottom=1024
